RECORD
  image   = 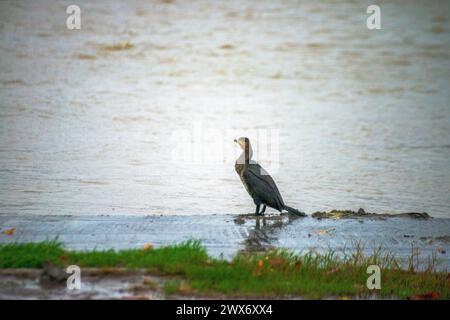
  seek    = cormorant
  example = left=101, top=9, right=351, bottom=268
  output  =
left=234, top=137, right=306, bottom=217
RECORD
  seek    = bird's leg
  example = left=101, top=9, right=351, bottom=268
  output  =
left=260, top=205, right=266, bottom=215
left=255, top=216, right=261, bottom=229
left=255, top=204, right=261, bottom=215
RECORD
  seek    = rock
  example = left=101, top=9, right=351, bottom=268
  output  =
left=392, top=212, right=431, bottom=219
left=311, top=209, right=431, bottom=220
left=39, top=262, right=66, bottom=287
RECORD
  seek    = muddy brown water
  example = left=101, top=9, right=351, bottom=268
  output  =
left=0, top=0, right=449, bottom=217
left=0, top=268, right=167, bottom=299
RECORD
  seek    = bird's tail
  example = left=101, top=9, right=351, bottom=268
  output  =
left=283, top=205, right=306, bottom=217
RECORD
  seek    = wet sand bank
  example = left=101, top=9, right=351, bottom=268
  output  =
left=1, top=213, right=449, bottom=269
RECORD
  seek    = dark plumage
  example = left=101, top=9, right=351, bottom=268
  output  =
left=234, top=137, right=305, bottom=216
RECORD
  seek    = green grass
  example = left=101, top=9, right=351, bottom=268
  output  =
left=0, top=240, right=448, bottom=299
left=0, top=240, right=65, bottom=268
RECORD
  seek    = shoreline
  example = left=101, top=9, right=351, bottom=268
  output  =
left=1, top=211, right=449, bottom=270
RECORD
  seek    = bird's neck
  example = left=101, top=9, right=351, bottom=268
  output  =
left=238, top=143, right=253, bottom=165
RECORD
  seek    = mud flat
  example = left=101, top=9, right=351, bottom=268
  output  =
left=0, top=268, right=167, bottom=300
left=1, top=211, right=449, bottom=269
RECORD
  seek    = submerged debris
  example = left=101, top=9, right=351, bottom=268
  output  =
left=313, top=228, right=336, bottom=235
left=312, top=208, right=431, bottom=220
left=100, top=41, right=135, bottom=52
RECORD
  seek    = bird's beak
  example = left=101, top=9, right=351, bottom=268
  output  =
left=233, top=139, right=237, bottom=143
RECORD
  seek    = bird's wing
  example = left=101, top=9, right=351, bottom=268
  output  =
left=244, top=163, right=284, bottom=209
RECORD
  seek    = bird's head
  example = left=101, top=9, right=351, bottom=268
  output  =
left=234, top=137, right=250, bottom=150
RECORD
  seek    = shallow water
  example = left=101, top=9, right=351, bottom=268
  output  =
left=1, top=214, right=449, bottom=269
left=0, top=0, right=449, bottom=217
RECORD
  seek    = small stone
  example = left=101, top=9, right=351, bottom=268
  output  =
left=39, top=262, right=66, bottom=287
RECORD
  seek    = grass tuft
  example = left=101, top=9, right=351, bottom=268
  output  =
left=0, top=240, right=64, bottom=268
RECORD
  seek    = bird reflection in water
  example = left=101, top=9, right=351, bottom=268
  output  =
left=234, top=213, right=299, bottom=253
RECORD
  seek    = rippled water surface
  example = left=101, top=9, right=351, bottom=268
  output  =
left=0, top=0, right=449, bottom=217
